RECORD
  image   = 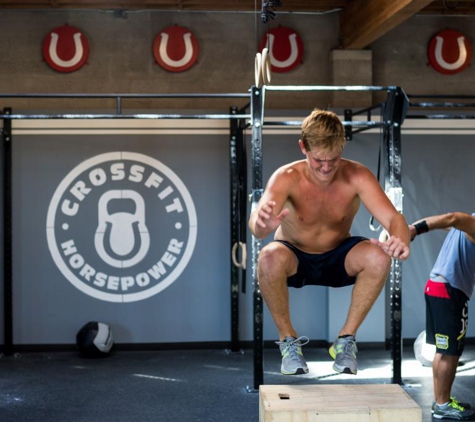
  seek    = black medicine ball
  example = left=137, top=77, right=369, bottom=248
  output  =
left=76, top=321, right=114, bottom=358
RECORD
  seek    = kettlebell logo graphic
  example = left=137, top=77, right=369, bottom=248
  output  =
left=95, top=190, right=150, bottom=268
left=46, top=152, right=197, bottom=303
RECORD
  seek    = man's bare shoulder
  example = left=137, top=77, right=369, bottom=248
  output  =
left=264, top=160, right=306, bottom=195
left=339, top=158, right=373, bottom=180
left=274, top=160, right=306, bottom=179
left=340, top=158, right=368, bottom=170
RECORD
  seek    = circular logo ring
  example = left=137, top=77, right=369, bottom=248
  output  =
left=46, top=152, right=197, bottom=303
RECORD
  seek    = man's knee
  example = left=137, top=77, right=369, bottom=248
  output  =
left=258, top=243, right=296, bottom=277
left=368, top=246, right=391, bottom=276
left=346, top=242, right=391, bottom=280
left=347, top=242, right=391, bottom=277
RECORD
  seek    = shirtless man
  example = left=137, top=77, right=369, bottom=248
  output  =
left=249, top=109, right=410, bottom=376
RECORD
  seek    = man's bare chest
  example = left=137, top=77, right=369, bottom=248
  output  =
left=289, top=186, right=359, bottom=226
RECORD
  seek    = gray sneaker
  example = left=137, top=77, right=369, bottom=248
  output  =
left=433, top=399, right=475, bottom=420
left=432, top=398, right=472, bottom=414
left=329, top=335, right=358, bottom=375
left=276, top=336, right=309, bottom=375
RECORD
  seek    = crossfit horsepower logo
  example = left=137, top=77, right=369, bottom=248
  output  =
left=46, top=152, right=197, bottom=303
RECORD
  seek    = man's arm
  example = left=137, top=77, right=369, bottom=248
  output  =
left=354, top=165, right=410, bottom=259
left=410, top=212, right=475, bottom=243
left=248, top=167, right=295, bottom=240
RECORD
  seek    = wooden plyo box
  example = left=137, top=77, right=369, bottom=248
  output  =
left=259, top=384, right=422, bottom=422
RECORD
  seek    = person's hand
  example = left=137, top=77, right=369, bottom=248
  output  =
left=255, top=201, right=289, bottom=231
left=370, top=235, right=410, bottom=260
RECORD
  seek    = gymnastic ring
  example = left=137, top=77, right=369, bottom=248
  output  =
left=261, top=48, right=271, bottom=85
left=232, top=241, right=247, bottom=269
left=254, top=52, right=263, bottom=88
left=379, top=229, right=389, bottom=243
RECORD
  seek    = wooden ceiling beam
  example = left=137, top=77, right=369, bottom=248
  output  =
left=0, top=0, right=473, bottom=16
left=339, top=0, right=434, bottom=50
left=0, top=0, right=346, bottom=11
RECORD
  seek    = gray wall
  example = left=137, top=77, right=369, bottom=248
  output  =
left=1, top=8, right=475, bottom=347
left=1, top=115, right=475, bottom=346
left=12, top=131, right=231, bottom=344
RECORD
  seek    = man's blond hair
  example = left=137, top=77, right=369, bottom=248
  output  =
left=301, top=109, right=346, bottom=153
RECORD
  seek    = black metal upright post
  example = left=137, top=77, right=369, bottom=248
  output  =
left=236, top=108, right=248, bottom=299
left=229, top=105, right=248, bottom=353
left=382, top=88, right=408, bottom=384
left=2, top=108, right=13, bottom=356
left=246, top=86, right=265, bottom=392
left=229, top=106, right=241, bottom=353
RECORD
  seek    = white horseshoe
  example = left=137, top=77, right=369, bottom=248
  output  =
left=254, top=52, right=263, bottom=87
left=49, top=32, right=84, bottom=68
left=267, top=33, right=299, bottom=68
left=159, top=32, right=194, bottom=67
left=434, top=35, right=467, bottom=70
left=261, top=47, right=272, bottom=85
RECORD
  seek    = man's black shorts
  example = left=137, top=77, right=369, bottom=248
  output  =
left=274, top=236, right=367, bottom=289
left=425, top=280, right=469, bottom=356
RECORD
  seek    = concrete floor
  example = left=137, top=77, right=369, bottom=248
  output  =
left=1, top=344, right=474, bottom=421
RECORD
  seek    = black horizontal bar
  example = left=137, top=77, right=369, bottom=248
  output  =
left=0, top=93, right=250, bottom=99
left=410, top=102, right=475, bottom=108
left=0, top=113, right=250, bottom=120
left=408, top=94, right=475, bottom=100
left=265, top=85, right=397, bottom=92
left=263, top=120, right=385, bottom=127
left=406, top=114, right=475, bottom=119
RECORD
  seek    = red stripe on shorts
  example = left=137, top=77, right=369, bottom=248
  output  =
left=425, top=280, right=450, bottom=298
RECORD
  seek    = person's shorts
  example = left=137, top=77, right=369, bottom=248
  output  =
left=273, top=236, right=367, bottom=289
left=425, top=279, right=469, bottom=356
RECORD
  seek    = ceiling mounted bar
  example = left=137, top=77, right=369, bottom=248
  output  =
left=263, top=120, right=384, bottom=127
left=407, top=93, right=475, bottom=119
left=0, top=92, right=252, bottom=118
left=408, top=94, right=475, bottom=99
left=0, top=93, right=251, bottom=99
left=0, top=113, right=251, bottom=120
left=405, top=114, right=475, bottom=119
left=408, top=94, right=475, bottom=110
left=264, top=85, right=397, bottom=92
left=410, top=102, right=475, bottom=108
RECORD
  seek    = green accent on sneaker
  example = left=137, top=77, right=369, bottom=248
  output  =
left=329, top=335, right=358, bottom=375
left=433, top=398, right=475, bottom=420
left=276, top=336, right=309, bottom=375
left=432, top=398, right=472, bottom=414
